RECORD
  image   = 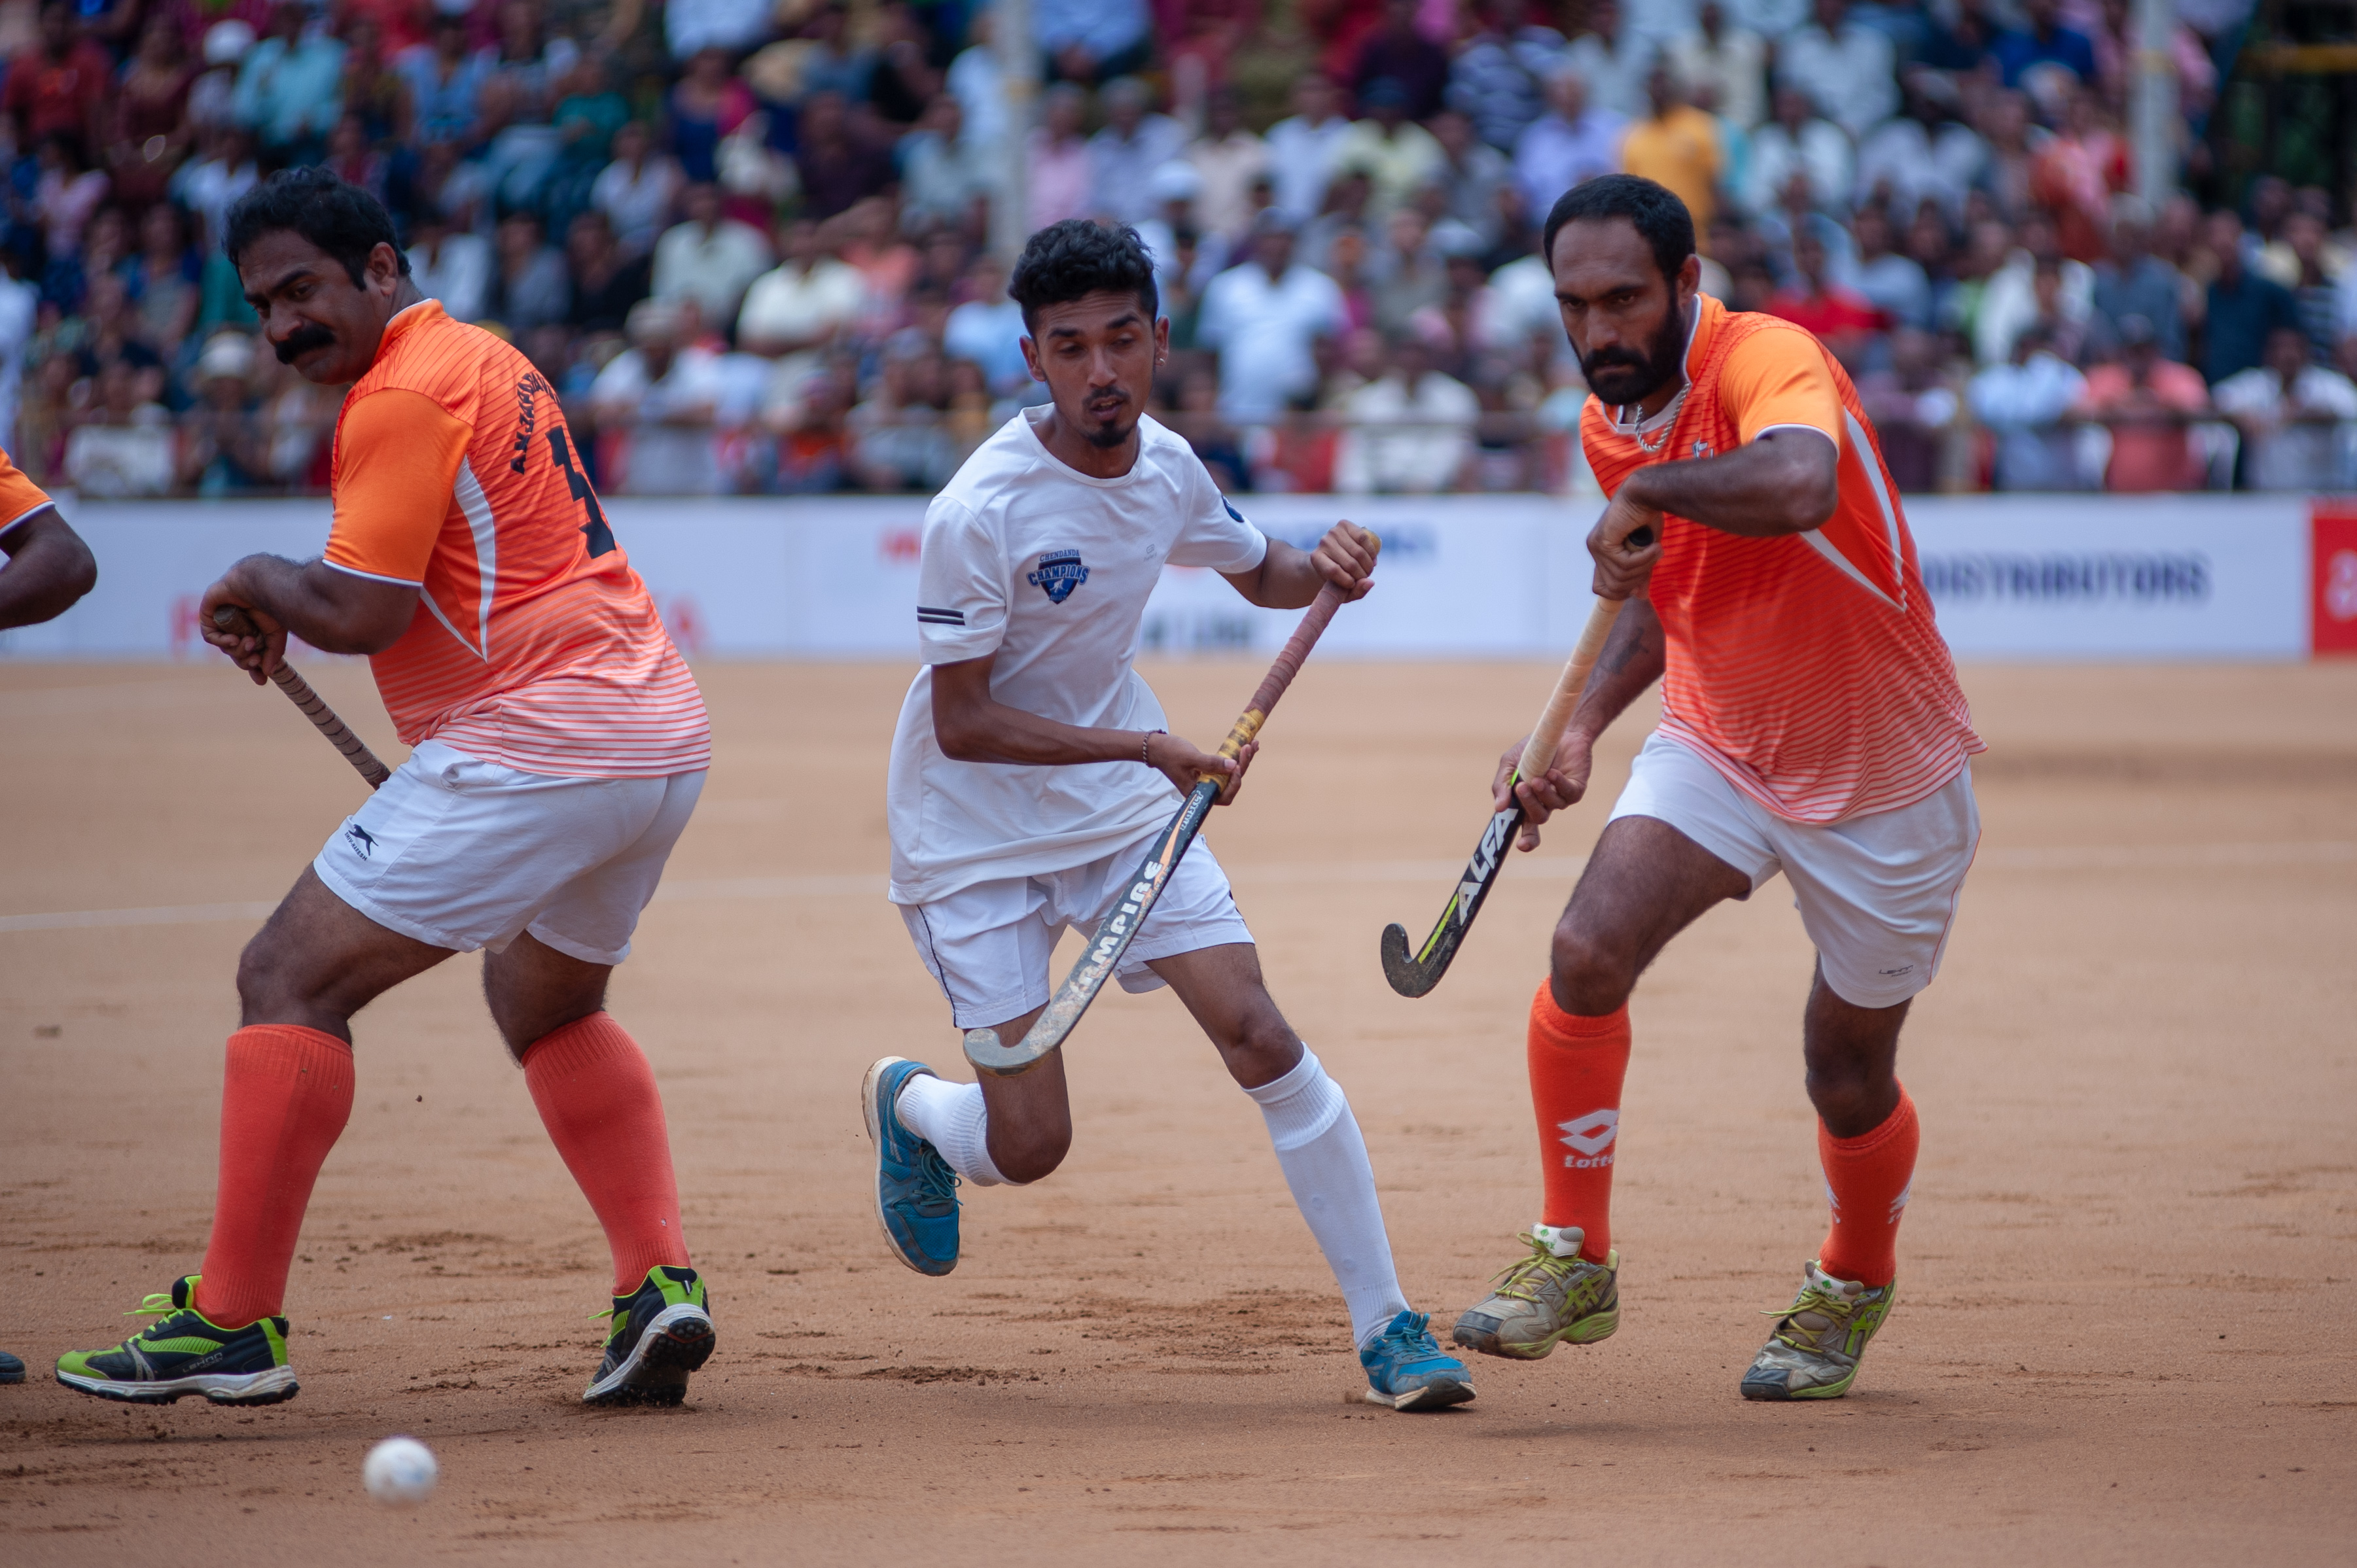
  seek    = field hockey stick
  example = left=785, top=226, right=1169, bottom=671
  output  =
left=1377, top=525, right=1654, bottom=998
left=964, top=573, right=1360, bottom=1078
left=211, top=605, right=391, bottom=789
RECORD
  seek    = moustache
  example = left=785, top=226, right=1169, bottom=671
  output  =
left=274, top=324, right=337, bottom=364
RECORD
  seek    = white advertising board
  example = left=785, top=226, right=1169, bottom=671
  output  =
left=0, top=493, right=2315, bottom=663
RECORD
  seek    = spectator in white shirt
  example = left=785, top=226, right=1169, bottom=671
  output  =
left=898, top=93, right=989, bottom=230
left=1777, top=0, right=1897, bottom=139
left=1187, top=87, right=1267, bottom=241
left=944, top=254, right=1031, bottom=395
left=1567, top=0, right=1656, bottom=121
left=1430, top=109, right=1514, bottom=247
left=1739, top=86, right=1852, bottom=217
left=1086, top=77, right=1187, bottom=225
left=1196, top=214, right=1347, bottom=419
left=592, top=120, right=684, bottom=260
left=406, top=213, right=491, bottom=323
left=1967, top=324, right=2089, bottom=490
left=1334, top=328, right=1480, bottom=493
left=590, top=298, right=726, bottom=493
left=1027, top=83, right=1093, bottom=231
left=1666, top=1, right=1767, bottom=129
left=946, top=12, right=1002, bottom=152
left=1974, top=214, right=2094, bottom=366
left=2212, top=324, right=2357, bottom=490
left=1036, top=0, right=1152, bottom=85
left=1264, top=71, right=1354, bottom=222
left=1846, top=203, right=1932, bottom=329
left=651, top=181, right=773, bottom=336
left=736, top=217, right=866, bottom=357
left=1853, top=74, right=1987, bottom=224
left=663, top=0, right=770, bottom=63
left=1332, top=77, right=1446, bottom=218
left=1514, top=66, right=1626, bottom=222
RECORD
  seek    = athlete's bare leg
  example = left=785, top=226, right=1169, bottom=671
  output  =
left=235, top=867, right=452, bottom=1039
left=237, top=869, right=612, bottom=1057
left=1547, top=814, right=1750, bottom=1014
left=1801, top=961, right=1907, bottom=1138
left=1550, top=816, right=1911, bottom=1132
left=483, top=933, right=612, bottom=1061
left=972, top=943, right=1303, bottom=1183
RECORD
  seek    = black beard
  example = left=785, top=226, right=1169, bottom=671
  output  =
left=1578, top=302, right=1690, bottom=408
left=274, top=323, right=337, bottom=364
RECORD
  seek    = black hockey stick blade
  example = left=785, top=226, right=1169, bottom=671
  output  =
left=965, top=776, right=1220, bottom=1077
left=1380, top=799, right=1526, bottom=997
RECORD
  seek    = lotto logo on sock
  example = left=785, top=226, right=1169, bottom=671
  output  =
left=1557, top=1109, right=1618, bottom=1169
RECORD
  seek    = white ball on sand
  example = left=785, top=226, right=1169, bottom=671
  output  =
left=363, top=1435, right=438, bottom=1505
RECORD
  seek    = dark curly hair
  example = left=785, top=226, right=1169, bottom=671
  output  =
left=1006, top=219, right=1158, bottom=332
left=1542, top=174, right=1695, bottom=283
left=224, top=167, right=412, bottom=285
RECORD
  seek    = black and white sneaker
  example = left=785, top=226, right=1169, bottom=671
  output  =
left=584, top=1266, right=715, bottom=1407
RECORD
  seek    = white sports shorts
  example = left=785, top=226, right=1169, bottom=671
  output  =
left=313, top=739, right=705, bottom=966
left=1608, top=732, right=1979, bottom=1009
left=897, top=830, right=1255, bottom=1028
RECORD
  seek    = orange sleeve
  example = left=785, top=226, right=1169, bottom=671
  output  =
left=1718, top=328, right=1843, bottom=447
left=322, top=388, right=472, bottom=585
left=0, top=445, right=54, bottom=538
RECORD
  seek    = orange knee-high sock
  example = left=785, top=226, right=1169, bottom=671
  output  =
left=1528, top=980, right=1631, bottom=1263
left=522, top=1013, right=690, bottom=1295
left=194, top=1026, right=356, bottom=1329
left=1816, top=1087, right=1919, bottom=1288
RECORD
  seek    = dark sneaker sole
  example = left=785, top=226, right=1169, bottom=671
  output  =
left=1452, top=1305, right=1618, bottom=1361
left=584, top=1305, right=716, bottom=1407
left=56, top=1367, right=298, bottom=1406
left=860, top=1056, right=957, bottom=1278
left=1740, top=1366, right=1857, bottom=1401
left=1363, top=1376, right=1478, bottom=1411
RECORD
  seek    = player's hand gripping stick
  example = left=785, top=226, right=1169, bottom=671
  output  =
left=1377, top=525, right=1654, bottom=998
left=210, top=604, right=391, bottom=789
left=964, top=574, right=1362, bottom=1078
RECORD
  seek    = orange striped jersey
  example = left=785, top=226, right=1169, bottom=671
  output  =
left=323, top=300, right=708, bottom=777
left=1581, top=294, right=1981, bottom=823
left=0, top=444, right=53, bottom=536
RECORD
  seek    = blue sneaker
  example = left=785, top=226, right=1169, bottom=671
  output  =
left=860, top=1057, right=960, bottom=1276
left=1360, top=1310, right=1478, bottom=1410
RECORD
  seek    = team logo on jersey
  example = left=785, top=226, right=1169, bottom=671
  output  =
left=1028, top=549, right=1090, bottom=604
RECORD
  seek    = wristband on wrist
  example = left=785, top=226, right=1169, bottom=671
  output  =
left=1142, top=728, right=1165, bottom=765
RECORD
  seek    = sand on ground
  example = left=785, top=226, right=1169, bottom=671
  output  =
left=1, top=656, right=2353, bottom=1566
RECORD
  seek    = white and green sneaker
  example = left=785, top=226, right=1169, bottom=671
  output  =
left=1741, top=1261, right=1894, bottom=1401
left=1451, top=1225, right=1620, bottom=1361
left=56, top=1276, right=298, bottom=1406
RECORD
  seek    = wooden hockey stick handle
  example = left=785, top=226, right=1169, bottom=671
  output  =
left=210, top=605, right=392, bottom=789
left=1196, top=547, right=1366, bottom=782
left=1517, top=525, right=1654, bottom=780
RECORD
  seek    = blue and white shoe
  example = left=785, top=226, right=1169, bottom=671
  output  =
left=860, top=1056, right=960, bottom=1277
left=1360, top=1309, right=1478, bottom=1410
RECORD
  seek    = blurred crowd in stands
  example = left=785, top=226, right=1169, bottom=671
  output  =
left=5, top=0, right=2352, bottom=498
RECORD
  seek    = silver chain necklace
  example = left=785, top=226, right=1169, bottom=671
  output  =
left=1622, top=384, right=1690, bottom=453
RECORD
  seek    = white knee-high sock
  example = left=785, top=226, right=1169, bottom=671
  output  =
left=895, top=1072, right=1012, bottom=1187
left=1245, top=1048, right=1410, bottom=1348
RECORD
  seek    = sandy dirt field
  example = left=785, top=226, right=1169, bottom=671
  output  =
left=1, top=654, right=2352, bottom=1567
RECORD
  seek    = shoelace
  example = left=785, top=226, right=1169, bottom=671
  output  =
left=1760, top=1285, right=1856, bottom=1349
left=1375, top=1312, right=1438, bottom=1359
left=912, top=1145, right=959, bottom=1214
left=1487, top=1234, right=1594, bottom=1303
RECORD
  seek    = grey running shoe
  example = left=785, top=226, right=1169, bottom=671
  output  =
left=1740, top=1261, right=1894, bottom=1401
left=1451, top=1225, right=1620, bottom=1361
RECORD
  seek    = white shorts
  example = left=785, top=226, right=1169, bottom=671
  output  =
left=1607, top=732, right=1979, bottom=1009
left=897, top=831, right=1254, bottom=1028
left=313, top=739, right=705, bottom=966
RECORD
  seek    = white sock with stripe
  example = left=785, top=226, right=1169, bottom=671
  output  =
left=1243, top=1048, right=1410, bottom=1348
left=894, top=1072, right=1011, bottom=1187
